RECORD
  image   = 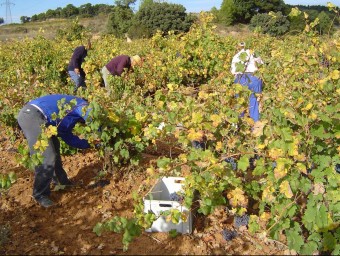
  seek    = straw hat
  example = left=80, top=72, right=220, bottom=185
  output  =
left=131, top=55, right=141, bottom=65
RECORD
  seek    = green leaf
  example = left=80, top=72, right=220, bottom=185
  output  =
left=253, top=158, right=266, bottom=175
left=157, top=157, right=171, bottom=169
left=323, top=232, right=337, bottom=251
left=93, top=222, right=103, bottom=236
left=169, top=229, right=178, bottom=238
left=315, top=204, right=328, bottom=230
left=280, top=127, right=293, bottom=141
left=300, top=241, right=319, bottom=255
left=237, top=155, right=249, bottom=171
left=311, top=125, right=331, bottom=139
left=286, top=227, right=304, bottom=252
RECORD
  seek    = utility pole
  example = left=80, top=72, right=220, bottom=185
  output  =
left=1, top=0, right=14, bottom=24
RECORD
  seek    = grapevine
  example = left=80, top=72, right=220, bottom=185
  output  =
left=0, top=10, right=339, bottom=254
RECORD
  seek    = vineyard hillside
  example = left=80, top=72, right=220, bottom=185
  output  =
left=0, top=12, right=339, bottom=255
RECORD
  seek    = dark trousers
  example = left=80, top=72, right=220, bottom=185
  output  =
left=17, top=104, right=70, bottom=200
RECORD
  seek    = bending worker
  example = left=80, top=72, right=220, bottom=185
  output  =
left=17, top=94, right=95, bottom=208
left=101, top=54, right=141, bottom=88
left=68, top=40, right=91, bottom=93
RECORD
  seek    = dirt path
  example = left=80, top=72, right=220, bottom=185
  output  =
left=0, top=130, right=288, bottom=255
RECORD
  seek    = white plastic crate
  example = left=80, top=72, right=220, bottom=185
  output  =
left=143, top=177, right=192, bottom=234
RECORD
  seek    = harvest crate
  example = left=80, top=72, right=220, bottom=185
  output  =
left=144, top=177, right=192, bottom=234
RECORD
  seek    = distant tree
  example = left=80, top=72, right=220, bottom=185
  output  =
left=233, top=0, right=256, bottom=23
left=56, top=18, right=87, bottom=41
left=219, top=0, right=236, bottom=25
left=55, top=7, right=63, bottom=18
left=115, top=0, right=137, bottom=8
left=139, top=0, right=153, bottom=9
left=254, top=0, right=285, bottom=13
left=210, top=7, right=220, bottom=23
left=79, top=3, right=95, bottom=17
left=31, top=14, right=38, bottom=22
left=20, top=16, right=31, bottom=23
left=107, top=5, right=134, bottom=37
left=316, top=11, right=334, bottom=35
left=249, top=11, right=290, bottom=36
left=93, top=4, right=114, bottom=15
left=220, top=0, right=287, bottom=24
left=0, top=17, right=4, bottom=24
left=61, top=4, right=79, bottom=18
left=288, top=12, right=305, bottom=34
left=133, top=2, right=195, bottom=37
left=45, top=9, right=57, bottom=19
left=37, top=13, right=46, bottom=21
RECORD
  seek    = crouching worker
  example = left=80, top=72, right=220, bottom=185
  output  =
left=17, top=94, right=95, bottom=208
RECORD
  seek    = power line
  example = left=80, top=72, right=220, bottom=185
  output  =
left=1, top=0, right=14, bottom=24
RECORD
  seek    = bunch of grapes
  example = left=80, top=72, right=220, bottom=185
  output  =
left=225, top=157, right=237, bottom=171
left=192, top=140, right=205, bottom=149
left=221, top=229, right=237, bottom=241
left=169, top=192, right=184, bottom=202
left=234, top=214, right=249, bottom=228
left=249, top=155, right=260, bottom=169
left=335, top=164, right=340, bottom=174
left=271, top=161, right=277, bottom=170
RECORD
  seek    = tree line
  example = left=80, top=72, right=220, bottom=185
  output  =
left=2, top=0, right=337, bottom=38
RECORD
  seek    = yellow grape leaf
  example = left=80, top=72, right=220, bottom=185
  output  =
left=302, top=103, right=313, bottom=112
left=198, top=91, right=209, bottom=100
left=304, top=12, right=309, bottom=19
left=210, top=114, right=222, bottom=127
left=108, top=111, right=119, bottom=122
left=327, top=2, right=336, bottom=8
left=146, top=167, right=155, bottom=176
left=133, top=136, right=141, bottom=142
left=289, top=7, right=301, bottom=17
left=180, top=212, right=188, bottom=222
left=187, top=128, right=204, bottom=141
left=167, top=83, right=175, bottom=91
left=130, top=126, right=139, bottom=135
left=295, top=153, right=306, bottom=162
left=252, top=120, right=267, bottom=137
left=178, top=153, right=188, bottom=163
left=260, top=212, right=271, bottom=222
left=215, top=141, right=223, bottom=151
left=268, top=148, right=284, bottom=160
left=191, top=112, right=204, bottom=124
left=262, top=185, right=275, bottom=203
left=45, top=125, right=58, bottom=138
left=309, top=112, right=317, bottom=120
left=288, top=139, right=299, bottom=156
left=283, top=111, right=295, bottom=119
left=313, top=183, right=325, bottom=195
left=257, top=143, right=266, bottom=149
left=274, top=158, right=288, bottom=180
left=33, top=139, right=48, bottom=150
left=135, top=112, right=147, bottom=122
left=279, top=180, right=293, bottom=199
left=296, top=162, right=307, bottom=174
left=335, top=131, right=340, bottom=139
left=227, top=188, right=248, bottom=208
left=330, top=70, right=340, bottom=80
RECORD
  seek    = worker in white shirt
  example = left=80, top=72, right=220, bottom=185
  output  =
left=231, top=42, right=263, bottom=122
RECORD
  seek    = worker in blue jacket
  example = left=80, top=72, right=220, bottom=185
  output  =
left=17, top=94, right=94, bottom=208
